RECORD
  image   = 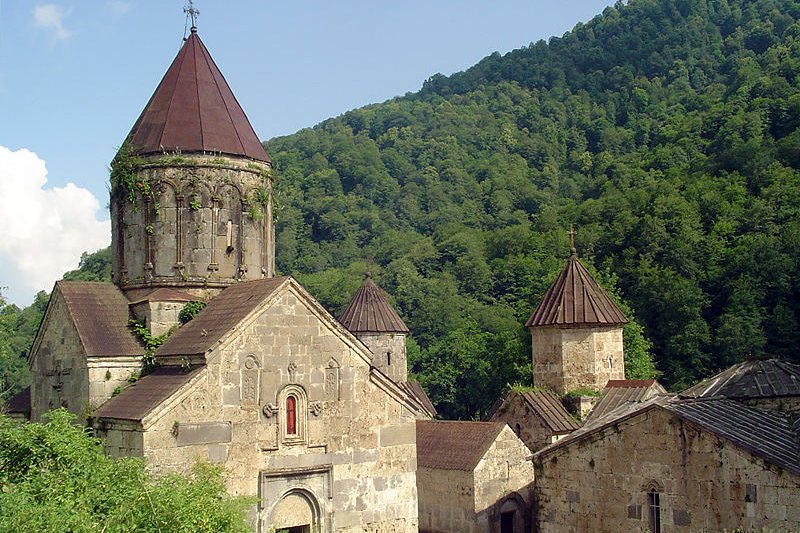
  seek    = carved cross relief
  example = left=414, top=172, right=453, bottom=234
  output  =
left=45, top=359, right=71, bottom=408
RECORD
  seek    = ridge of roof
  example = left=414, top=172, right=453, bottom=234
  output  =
left=57, top=281, right=144, bottom=357
left=680, top=358, right=800, bottom=400
left=416, top=420, right=506, bottom=471
left=156, top=277, right=289, bottom=357
left=520, top=390, right=581, bottom=433
left=338, top=274, right=409, bottom=334
left=526, top=253, right=628, bottom=328
left=125, top=30, right=269, bottom=162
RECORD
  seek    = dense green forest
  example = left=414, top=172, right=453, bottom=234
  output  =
left=264, top=0, right=800, bottom=417
left=3, top=0, right=800, bottom=420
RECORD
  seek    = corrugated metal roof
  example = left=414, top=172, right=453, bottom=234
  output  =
left=94, top=366, right=203, bottom=421
left=416, top=420, right=506, bottom=471
left=537, top=395, right=800, bottom=477
left=526, top=253, right=628, bottom=328
left=156, top=277, right=289, bottom=357
left=588, top=380, right=667, bottom=421
left=4, top=386, right=31, bottom=416
left=58, top=282, right=144, bottom=357
left=680, top=359, right=800, bottom=400
left=125, top=28, right=270, bottom=162
left=666, top=398, right=800, bottom=476
left=521, top=390, right=581, bottom=433
left=128, top=288, right=197, bottom=305
left=338, top=274, right=409, bottom=334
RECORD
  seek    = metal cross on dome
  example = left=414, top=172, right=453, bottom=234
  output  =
left=569, top=224, right=577, bottom=255
left=184, top=0, right=199, bottom=28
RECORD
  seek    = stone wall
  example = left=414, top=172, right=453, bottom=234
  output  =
left=29, top=290, right=89, bottom=422
left=488, top=394, right=561, bottom=452
left=534, top=407, right=800, bottom=532
left=417, top=467, right=475, bottom=533
left=357, top=333, right=407, bottom=382
left=87, top=356, right=142, bottom=409
left=111, top=154, right=275, bottom=293
left=113, top=283, right=418, bottom=532
left=532, top=326, right=624, bottom=395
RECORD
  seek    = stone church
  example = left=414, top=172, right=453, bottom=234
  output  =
left=23, top=25, right=435, bottom=533
left=8, top=17, right=800, bottom=533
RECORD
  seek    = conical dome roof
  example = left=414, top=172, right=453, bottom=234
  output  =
left=125, top=28, right=270, bottom=162
left=339, top=274, right=409, bottom=334
left=526, top=252, right=628, bottom=328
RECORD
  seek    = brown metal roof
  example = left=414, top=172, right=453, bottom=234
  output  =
left=4, top=386, right=31, bottom=417
left=338, top=274, right=409, bottom=334
left=57, top=281, right=144, bottom=357
left=156, top=277, right=289, bottom=357
left=94, top=366, right=203, bottom=421
left=521, top=390, right=581, bottom=433
left=680, top=359, right=800, bottom=400
left=525, top=253, right=628, bottom=328
left=125, top=28, right=270, bottom=162
left=128, top=288, right=197, bottom=305
left=588, top=379, right=667, bottom=422
left=416, top=420, right=505, bottom=471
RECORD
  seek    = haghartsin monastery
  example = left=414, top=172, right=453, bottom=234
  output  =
left=6, top=25, right=800, bottom=533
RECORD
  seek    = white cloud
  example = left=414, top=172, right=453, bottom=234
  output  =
left=0, top=146, right=110, bottom=305
left=33, top=4, right=72, bottom=41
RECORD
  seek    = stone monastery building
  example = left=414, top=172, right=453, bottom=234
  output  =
left=7, top=21, right=800, bottom=533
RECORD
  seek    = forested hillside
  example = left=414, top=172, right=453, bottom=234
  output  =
left=3, top=0, right=799, bottom=420
left=264, top=0, right=800, bottom=417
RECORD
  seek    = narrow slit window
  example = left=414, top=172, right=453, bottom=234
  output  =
left=286, top=395, right=297, bottom=435
left=387, top=352, right=392, bottom=366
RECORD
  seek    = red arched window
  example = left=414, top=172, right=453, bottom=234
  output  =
left=286, top=395, right=297, bottom=435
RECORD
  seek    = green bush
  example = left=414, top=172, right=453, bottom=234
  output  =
left=0, top=410, right=253, bottom=532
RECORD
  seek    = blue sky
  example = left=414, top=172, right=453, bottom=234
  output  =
left=0, top=0, right=616, bottom=306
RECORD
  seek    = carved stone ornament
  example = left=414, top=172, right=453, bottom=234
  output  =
left=262, top=403, right=278, bottom=418
left=287, top=361, right=298, bottom=381
left=309, top=401, right=323, bottom=417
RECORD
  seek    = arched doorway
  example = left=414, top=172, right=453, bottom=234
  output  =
left=269, top=490, right=320, bottom=533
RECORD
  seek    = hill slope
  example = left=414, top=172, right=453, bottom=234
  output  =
left=266, top=0, right=800, bottom=417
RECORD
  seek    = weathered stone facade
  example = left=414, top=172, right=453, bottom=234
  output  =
left=531, top=326, right=624, bottom=395
left=534, top=404, right=800, bottom=532
left=417, top=423, right=534, bottom=533
left=96, top=279, right=420, bottom=533
left=487, top=391, right=578, bottom=453
left=357, top=333, right=407, bottom=383
left=111, top=154, right=275, bottom=294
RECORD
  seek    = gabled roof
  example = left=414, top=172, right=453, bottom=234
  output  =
left=338, top=274, right=409, bottom=334
left=125, top=28, right=270, bottom=162
left=416, top=420, right=506, bottom=471
left=536, top=396, right=800, bottom=477
left=401, top=380, right=437, bottom=418
left=128, top=288, right=197, bottom=305
left=526, top=252, right=627, bottom=328
left=588, top=379, right=667, bottom=421
left=680, top=359, right=800, bottom=400
left=94, top=366, right=204, bottom=421
left=156, top=277, right=289, bottom=357
left=488, top=389, right=579, bottom=434
left=57, top=282, right=143, bottom=357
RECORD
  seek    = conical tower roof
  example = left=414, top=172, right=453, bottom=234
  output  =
left=125, top=28, right=270, bottom=162
left=339, top=274, right=409, bottom=334
left=525, top=251, right=628, bottom=328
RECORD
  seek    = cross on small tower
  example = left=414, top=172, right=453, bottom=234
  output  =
left=184, top=0, right=200, bottom=29
left=569, top=224, right=577, bottom=255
